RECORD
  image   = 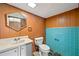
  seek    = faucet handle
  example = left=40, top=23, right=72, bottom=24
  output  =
left=14, top=38, right=17, bottom=41
left=17, top=38, right=20, bottom=40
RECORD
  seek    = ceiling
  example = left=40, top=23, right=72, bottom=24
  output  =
left=8, top=3, right=78, bottom=18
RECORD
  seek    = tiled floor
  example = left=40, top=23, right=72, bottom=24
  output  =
left=33, top=51, right=61, bottom=56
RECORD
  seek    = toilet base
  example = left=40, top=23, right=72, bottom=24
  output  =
left=33, top=51, right=40, bottom=56
left=33, top=51, right=49, bottom=56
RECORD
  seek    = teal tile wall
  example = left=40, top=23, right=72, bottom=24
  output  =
left=46, top=27, right=79, bottom=56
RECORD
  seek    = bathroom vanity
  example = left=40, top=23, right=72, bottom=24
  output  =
left=0, top=36, right=32, bottom=56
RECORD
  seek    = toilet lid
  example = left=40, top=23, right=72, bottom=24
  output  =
left=39, top=44, right=50, bottom=51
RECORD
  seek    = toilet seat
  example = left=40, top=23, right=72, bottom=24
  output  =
left=39, top=44, right=50, bottom=52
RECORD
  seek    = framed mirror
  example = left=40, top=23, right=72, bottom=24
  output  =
left=6, top=12, right=26, bottom=31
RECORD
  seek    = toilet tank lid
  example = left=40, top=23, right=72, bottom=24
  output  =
left=39, top=44, right=50, bottom=51
left=35, top=37, right=43, bottom=40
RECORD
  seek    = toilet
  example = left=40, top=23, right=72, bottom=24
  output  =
left=35, top=37, right=50, bottom=56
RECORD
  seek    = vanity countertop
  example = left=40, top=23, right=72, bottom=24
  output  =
left=0, top=36, right=33, bottom=53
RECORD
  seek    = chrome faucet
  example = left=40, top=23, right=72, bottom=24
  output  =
left=14, top=38, right=20, bottom=41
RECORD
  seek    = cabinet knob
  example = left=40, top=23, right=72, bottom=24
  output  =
left=14, top=50, right=16, bottom=52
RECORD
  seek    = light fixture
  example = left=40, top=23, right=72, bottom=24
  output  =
left=28, top=3, right=36, bottom=8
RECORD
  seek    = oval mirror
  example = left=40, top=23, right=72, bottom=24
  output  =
left=6, top=12, right=26, bottom=31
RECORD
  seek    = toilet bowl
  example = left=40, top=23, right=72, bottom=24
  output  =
left=39, top=44, right=50, bottom=56
left=35, top=37, right=50, bottom=56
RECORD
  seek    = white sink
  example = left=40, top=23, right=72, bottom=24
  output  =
left=0, top=36, right=32, bottom=45
left=0, top=38, right=25, bottom=45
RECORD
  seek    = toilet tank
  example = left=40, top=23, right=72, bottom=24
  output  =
left=35, top=37, right=43, bottom=46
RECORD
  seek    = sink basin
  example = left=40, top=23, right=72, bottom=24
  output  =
left=0, top=38, right=17, bottom=44
left=0, top=38, right=26, bottom=45
left=16, top=40, right=25, bottom=43
left=11, top=38, right=26, bottom=44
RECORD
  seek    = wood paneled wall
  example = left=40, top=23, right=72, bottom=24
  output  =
left=0, top=4, right=45, bottom=52
left=46, top=8, right=79, bottom=28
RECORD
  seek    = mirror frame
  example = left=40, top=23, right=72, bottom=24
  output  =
left=5, top=12, right=27, bottom=31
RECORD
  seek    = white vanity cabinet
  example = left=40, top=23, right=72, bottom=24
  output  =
left=0, top=43, right=32, bottom=56
left=0, top=47, right=19, bottom=56
left=20, top=43, right=32, bottom=56
left=0, top=36, right=33, bottom=56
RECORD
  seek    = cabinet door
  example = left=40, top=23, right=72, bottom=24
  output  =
left=0, top=47, right=19, bottom=56
left=20, top=44, right=27, bottom=56
left=26, top=43, right=32, bottom=56
left=21, top=43, right=32, bottom=56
